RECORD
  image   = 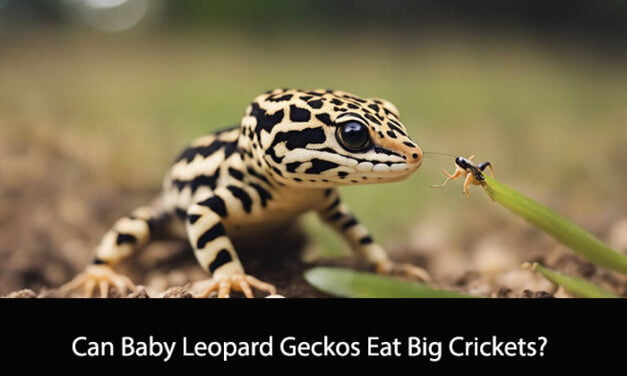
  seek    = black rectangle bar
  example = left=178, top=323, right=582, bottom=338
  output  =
left=0, top=299, right=624, bottom=369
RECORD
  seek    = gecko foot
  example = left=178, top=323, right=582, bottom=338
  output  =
left=60, top=264, right=136, bottom=298
left=376, top=260, right=432, bottom=282
left=193, top=273, right=277, bottom=298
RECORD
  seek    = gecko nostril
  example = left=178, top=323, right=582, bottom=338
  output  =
left=412, top=153, right=419, bottom=159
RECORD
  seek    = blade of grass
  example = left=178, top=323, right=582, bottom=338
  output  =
left=524, top=262, right=617, bottom=298
left=304, top=267, right=477, bottom=298
left=482, top=175, right=627, bottom=275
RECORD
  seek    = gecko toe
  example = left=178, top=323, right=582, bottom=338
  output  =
left=193, top=273, right=276, bottom=298
left=60, top=264, right=136, bottom=298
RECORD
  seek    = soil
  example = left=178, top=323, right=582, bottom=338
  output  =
left=2, top=129, right=626, bottom=299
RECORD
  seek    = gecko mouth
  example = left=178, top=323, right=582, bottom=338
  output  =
left=277, top=144, right=421, bottom=186
left=355, top=161, right=412, bottom=173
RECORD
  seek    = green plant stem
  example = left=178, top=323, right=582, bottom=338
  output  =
left=304, top=267, right=476, bottom=298
left=524, top=262, right=617, bottom=298
left=482, top=175, right=627, bottom=275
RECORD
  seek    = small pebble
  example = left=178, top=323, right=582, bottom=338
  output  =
left=5, top=289, right=37, bottom=298
left=161, top=286, right=193, bottom=298
left=127, top=286, right=150, bottom=298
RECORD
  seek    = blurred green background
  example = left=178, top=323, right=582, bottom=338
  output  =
left=1, top=1, right=626, bottom=292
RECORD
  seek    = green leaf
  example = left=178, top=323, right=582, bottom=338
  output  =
left=304, top=267, right=476, bottom=298
left=525, top=262, right=617, bottom=298
left=482, top=175, right=627, bottom=275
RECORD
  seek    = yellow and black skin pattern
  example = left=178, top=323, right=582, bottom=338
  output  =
left=63, top=89, right=425, bottom=298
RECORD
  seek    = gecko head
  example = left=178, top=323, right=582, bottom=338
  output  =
left=242, top=88, right=423, bottom=187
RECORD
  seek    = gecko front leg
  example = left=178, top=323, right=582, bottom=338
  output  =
left=186, top=190, right=276, bottom=298
left=61, top=206, right=169, bottom=297
left=317, top=189, right=430, bottom=282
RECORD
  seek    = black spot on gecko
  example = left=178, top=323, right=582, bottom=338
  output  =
left=223, top=142, right=237, bottom=158
left=324, top=197, right=340, bottom=212
left=383, top=108, right=396, bottom=116
left=198, top=195, right=228, bottom=217
left=275, top=127, right=326, bottom=150
left=247, top=166, right=273, bottom=186
left=342, top=217, right=359, bottom=230
left=290, top=105, right=311, bottom=122
left=388, top=122, right=407, bottom=136
left=299, top=95, right=313, bottom=101
left=315, top=113, right=334, bottom=126
left=347, top=103, right=359, bottom=109
left=374, top=146, right=402, bottom=157
left=338, top=171, right=348, bottom=178
left=286, top=161, right=301, bottom=173
left=388, top=118, right=402, bottom=127
left=175, top=138, right=237, bottom=164
left=226, top=185, right=253, bottom=213
left=307, top=99, right=323, bottom=109
left=172, top=170, right=220, bottom=193
left=305, top=159, right=340, bottom=174
left=249, top=182, right=272, bottom=207
left=209, top=249, right=233, bottom=274
left=197, top=223, right=226, bottom=249
left=330, top=98, right=343, bottom=106
left=272, top=166, right=283, bottom=177
left=364, top=113, right=381, bottom=125
left=341, top=94, right=367, bottom=103
left=267, top=127, right=326, bottom=164
left=329, top=211, right=344, bottom=221
left=228, top=167, right=244, bottom=181
left=190, top=171, right=220, bottom=193
left=267, top=93, right=293, bottom=102
left=252, top=102, right=284, bottom=137
left=187, top=214, right=201, bottom=224
left=359, top=235, right=374, bottom=245
left=116, top=233, right=137, bottom=245
left=386, top=130, right=397, bottom=139
left=92, top=257, right=106, bottom=265
left=368, top=103, right=380, bottom=112
left=403, top=141, right=417, bottom=148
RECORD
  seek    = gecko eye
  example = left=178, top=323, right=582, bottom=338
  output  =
left=336, top=121, right=371, bottom=152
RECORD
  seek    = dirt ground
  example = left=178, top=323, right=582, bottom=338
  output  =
left=2, top=128, right=626, bottom=298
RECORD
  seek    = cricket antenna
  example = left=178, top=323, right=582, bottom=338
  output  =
left=422, top=151, right=456, bottom=164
